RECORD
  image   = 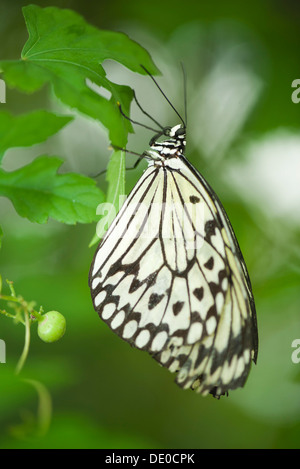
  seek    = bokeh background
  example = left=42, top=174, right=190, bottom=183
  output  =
left=1, top=0, right=300, bottom=449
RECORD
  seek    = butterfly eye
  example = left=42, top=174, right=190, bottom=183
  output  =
left=175, top=127, right=185, bottom=137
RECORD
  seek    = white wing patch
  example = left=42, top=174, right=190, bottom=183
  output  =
left=89, top=136, right=258, bottom=398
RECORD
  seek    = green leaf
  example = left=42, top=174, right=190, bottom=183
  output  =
left=89, top=149, right=126, bottom=247
left=0, top=5, right=159, bottom=146
left=106, top=150, right=126, bottom=206
left=0, top=156, right=105, bottom=224
left=0, top=110, right=73, bottom=164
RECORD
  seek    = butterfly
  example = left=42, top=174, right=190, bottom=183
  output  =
left=89, top=66, right=258, bottom=398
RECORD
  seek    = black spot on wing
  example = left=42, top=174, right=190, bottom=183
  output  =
left=172, top=301, right=184, bottom=315
left=189, top=195, right=200, bottom=204
left=204, top=256, right=214, bottom=270
left=193, top=287, right=204, bottom=301
left=204, top=220, right=218, bottom=243
left=148, top=293, right=164, bottom=310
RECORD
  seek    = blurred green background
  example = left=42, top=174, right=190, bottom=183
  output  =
left=1, top=0, right=300, bottom=449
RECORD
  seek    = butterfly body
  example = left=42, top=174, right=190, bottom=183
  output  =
left=90, top=120, right=258, bottom=398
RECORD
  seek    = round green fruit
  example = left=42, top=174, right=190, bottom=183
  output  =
left=37, top=311, right=66, bottom=343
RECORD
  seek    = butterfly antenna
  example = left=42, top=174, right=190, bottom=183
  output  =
left=117, top=102, right=161, bottom=134
left=133, top=91, right=164, bottom=130
left=180, top=62, right=188, bottom=128
left=140, top=65, right=186, bottom=128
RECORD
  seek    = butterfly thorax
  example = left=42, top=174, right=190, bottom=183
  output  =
left=146, top=124, right=186, bottom=165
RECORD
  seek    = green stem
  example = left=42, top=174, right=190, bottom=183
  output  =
left=0, top=309, right=17, bottom=320
left=23, top=379, right=52, bottom=437
left=0, top=294, right=20, bottom=302
left=15, top=312, right=31, bottom=375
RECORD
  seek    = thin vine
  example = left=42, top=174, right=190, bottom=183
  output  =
left=0, top=275, right=66, bottom=438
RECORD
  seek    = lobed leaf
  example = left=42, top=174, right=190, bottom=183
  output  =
left=0, top=5, right=159, bottom=147
left=0, top=110, right=73, bottom=164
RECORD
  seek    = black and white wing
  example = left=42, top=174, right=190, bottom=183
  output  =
left=89, top=152, right=258, bottom=398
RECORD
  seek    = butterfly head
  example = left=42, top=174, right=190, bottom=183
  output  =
left=147, top=124, right=186, bottom=162
left=168, top=124, right=186, bottom=140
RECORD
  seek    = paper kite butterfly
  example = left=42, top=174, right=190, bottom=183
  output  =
left=89, top=66, right=258, bottom=398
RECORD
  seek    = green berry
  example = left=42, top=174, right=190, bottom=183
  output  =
left=37, top=311, right=66, bottom=343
